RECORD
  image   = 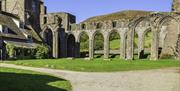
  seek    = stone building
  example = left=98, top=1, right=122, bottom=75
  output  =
left=0, top=0, right=43, bottom=60
left=0, top=0, right=180, bottom=60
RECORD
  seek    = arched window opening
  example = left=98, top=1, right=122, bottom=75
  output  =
left=79, top=32, right=89, bottom=58
left=81, top=24, right=86, bottom=30
left=94, top=31, right=104, bottom=58
left=112, top=21, right=117, bottom=28
left=143, top=30, right=152, bottom=59
left=96, top=23, right=103, bottom=29
left=43, top=29, right=53, bottom=57
left=109, top=30, right=120, bottom=58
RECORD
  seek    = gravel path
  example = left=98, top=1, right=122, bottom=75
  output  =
left=1, top=63, right=180, bottom=91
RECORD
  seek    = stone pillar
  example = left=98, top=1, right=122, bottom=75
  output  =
left=150, top=31, right=159, bottom=60
left=120, top=34, right=126, bottom=59
left=126, top=29, right=134, bottom=60
left=41, top=31, right=45, bottom=40
left=104, top=33, right=109, bottom=59
left=75, top=37, right=80, bottom=58
left=89, top=37, right=94, bottom=59
left=52, top=31, right=59, bottom=58
left=1, top=0, right=6, bottom=11
left=138, top=33, right=145, bottom=59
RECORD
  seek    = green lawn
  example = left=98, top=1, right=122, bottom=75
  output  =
left=110, top=39, right=120, bottom=50
left=0, top=67, right=71, bottom=91
left=109, top=35, right=152, bottom=50
left=2, top=58, right=180, bottom=72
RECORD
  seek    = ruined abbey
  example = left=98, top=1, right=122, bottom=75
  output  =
left=0, top=0, right=180, bottom=60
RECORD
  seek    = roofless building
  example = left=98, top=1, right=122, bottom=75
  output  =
left=0, top=0, right=180, bottom=60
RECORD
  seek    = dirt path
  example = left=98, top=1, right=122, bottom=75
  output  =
left=1, top=63, right=180, bottom=91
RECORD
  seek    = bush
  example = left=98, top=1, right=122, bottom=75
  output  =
left=35, top=44, right=49, bottom=59
left=6, top=43, right=15, bottom=59
left=15, top=48, right=36, bottom=60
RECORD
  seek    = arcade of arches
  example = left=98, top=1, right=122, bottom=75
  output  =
left=42, top=14, right=180, bottom=60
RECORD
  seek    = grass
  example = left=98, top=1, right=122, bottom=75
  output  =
left=108, top=32, right=152, bottom=50
left=83, top=10, right=171, bottom=23
left=83, top=10, right=151, bottom=22
left=110, top=39, right=120, bottom=50
left=2, top=58, right=180, bottom=72
left=0, top=67, right=71, bottom=91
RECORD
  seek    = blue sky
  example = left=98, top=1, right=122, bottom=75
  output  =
left=45, top=0, right=173, bottom=23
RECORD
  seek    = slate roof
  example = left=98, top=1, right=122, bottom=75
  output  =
left=0, top=12, right=43, bottom=42
left=24, top=25, right=43, bottom=42
left=4, top=40, right=40, bottom=49
left=0, top=13, right=27, bottom=40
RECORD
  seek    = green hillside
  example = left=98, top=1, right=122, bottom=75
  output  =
left=82, top=10, right=152, bottom=23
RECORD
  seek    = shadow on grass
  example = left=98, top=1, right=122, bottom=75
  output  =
left=0, top=72, right=69, bottom=91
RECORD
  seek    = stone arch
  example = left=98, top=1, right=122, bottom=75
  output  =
left=126, top=17, right=146, bottom=60
left=142, top=28, right=152, bottom=58
left=66, top=34, right=76, bottom=57
left=53, top=25, right=61, bottom=32
left=42, top=25, right=53, bottom=30
left=92, top=30, right=104, bottom=58
left=92, top=30, right=104, bottom=41
left=77, top=31, right=89, bottom=42
left=43, top=28, right=53, bottom=47
left=108, top=29, right=121, bottom=39
left=126, top=16, right=158, bottom=60
left=134, top=19, right=152, bottom=59
left=42, top=25, right=60, bottom=58
left=78, top=31, right=89, bottom=58
left=158, top=15, right=180, bottom=59
left=42, top=25, right=53, bottom=38
left=158, top=15, right=180, bottom=32
left=108, top=29, right=121, bottom=58
left=42, top=28, right=53, bottom=57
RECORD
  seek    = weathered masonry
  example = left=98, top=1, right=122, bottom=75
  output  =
left=0, top=0, right=180, bottom=60
left=41, top=0, right=180, bottom=60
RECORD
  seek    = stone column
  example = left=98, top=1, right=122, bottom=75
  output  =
left=52, top=31, right=59, bottom=58
left=75, top=37, right=80, bottom=58
left=104, top=32, right=110, bottom=59
left=41, top=31, right=45, bottom=40
left=120, top=34, right=126, bottom=59
left=89, top=36, right=94, bottom=59
left=150, top=30, right=159, bottom=60
left=126, top=29, right=134, bottom=60
left=138, top=33, right=145, bottom=59
left=1, top=0, right=6, bottom=11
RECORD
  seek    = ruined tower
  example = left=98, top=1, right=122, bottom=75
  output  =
left=0, top=0, right=46, bottom=32
left=172, top=0, right=180, bottom=12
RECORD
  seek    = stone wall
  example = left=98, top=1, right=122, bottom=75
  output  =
left=70, top=19, right=130, bottom=30
left=161, top=17, right=180, bottom=57
left=44, top=12, right=76, bottom=31
left=1, top=0, right=26, bottom=22
left=1, top=0, right=43, bottom=33
left=2, top=0, right=179, bottom=60
left=172, top=0, right=180, bottom=12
